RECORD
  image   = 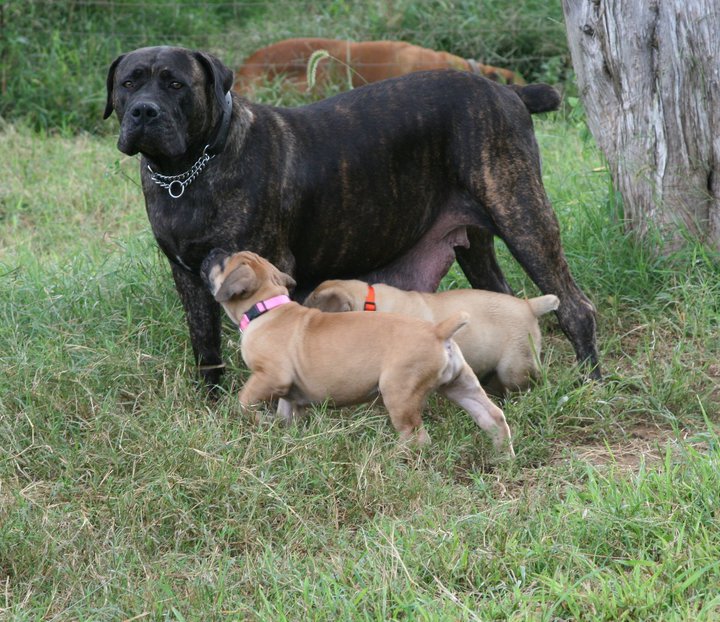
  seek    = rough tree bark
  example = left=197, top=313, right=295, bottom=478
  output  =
left=562, top=0, right=720, bottom=251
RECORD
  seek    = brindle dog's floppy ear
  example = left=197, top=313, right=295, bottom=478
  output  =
left=103, top=53, right=126, bottom=120
left=305, top=286, right=354, bottom=313
left=214, top=264, right=258, bottom=303
left=193, top=51, right=234, bottom=108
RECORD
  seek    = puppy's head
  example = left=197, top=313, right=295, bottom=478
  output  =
left=304, top=279, right=367, bottom=312
left=201, top=249, right=296, bottom=324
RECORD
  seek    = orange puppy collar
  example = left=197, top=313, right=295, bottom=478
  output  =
left=363, top=285, right=377, bottom=311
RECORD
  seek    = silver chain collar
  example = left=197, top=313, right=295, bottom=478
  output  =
left=147, top=145, right=215, bottom=199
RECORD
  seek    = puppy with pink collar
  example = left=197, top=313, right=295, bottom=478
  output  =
left=201, top=249, right=514, bottom=456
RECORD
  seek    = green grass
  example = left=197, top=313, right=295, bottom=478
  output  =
left=2, top=3, right=720, bottom=611
left=2, top=106, right=719, bottom=619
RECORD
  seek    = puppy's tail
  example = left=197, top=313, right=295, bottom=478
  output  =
left=528, top=294, right=560, bottom=318
left=434, top=311, right=470, bottom=341
left=507, top=83, right=561, bottom=114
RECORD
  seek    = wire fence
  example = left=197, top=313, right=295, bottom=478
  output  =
left=2, top=0, right=264, bottom=57
left=2, top=0, right=568, bottom=63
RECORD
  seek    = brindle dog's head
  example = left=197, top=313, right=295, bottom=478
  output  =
left=104, top=46, right=233, bottom=161
left=200, top=249, right=297, bottom=325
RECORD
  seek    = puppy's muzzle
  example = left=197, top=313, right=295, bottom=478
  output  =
left=201, top=248, right=230, bottom=272
left=200, top=248, right=231, bottom=289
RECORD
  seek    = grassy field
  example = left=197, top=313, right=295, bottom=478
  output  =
left=2, top=1, right=720, bottom=618
left=2, top=103, right=719, bottom=619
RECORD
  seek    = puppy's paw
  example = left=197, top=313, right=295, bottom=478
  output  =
left=493, top=440, right=516, bottom=462
left=398, top=426, right=431, bottom=448
left=254, top=408, right=280, bottom=426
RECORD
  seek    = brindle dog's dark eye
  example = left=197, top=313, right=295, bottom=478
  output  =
left=169, top=81, right=183, bottom=90
left=122, top=80, right=134, bottom=89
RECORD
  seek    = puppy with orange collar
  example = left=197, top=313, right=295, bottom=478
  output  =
left=201, top=249, right=514, bottom=456
left=305, top=280, right=559, bottom=395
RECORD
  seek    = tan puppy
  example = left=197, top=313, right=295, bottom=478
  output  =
left=234, top=38, right=525, bottom=94
left=305, top=280, right=560, bottom=395
left=201, top=250, right=514, bottom=456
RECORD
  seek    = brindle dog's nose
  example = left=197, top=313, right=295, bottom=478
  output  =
left=129, top=101, right=161, bottom=124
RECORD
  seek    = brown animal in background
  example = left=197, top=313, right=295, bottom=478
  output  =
left=305, top=280, right=559, bottom=396
left=234, top=37, right=525, bottom=94
left=201, top=249, right=514, bottom=456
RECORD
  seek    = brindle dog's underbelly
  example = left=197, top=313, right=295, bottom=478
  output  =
left=296, top=206, right=491, bottom=295
left=359, top=209, right=482, bottom=292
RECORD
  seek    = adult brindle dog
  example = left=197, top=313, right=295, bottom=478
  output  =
left=104, top=46, right=599, bottom=388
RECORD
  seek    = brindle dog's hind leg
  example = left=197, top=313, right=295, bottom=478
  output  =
left=480, top=190, right=600, bottom=379
left=455, top=228, right=513, bottom=295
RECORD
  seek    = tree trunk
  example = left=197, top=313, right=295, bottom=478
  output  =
left=562, top=0, right=720, bottom=251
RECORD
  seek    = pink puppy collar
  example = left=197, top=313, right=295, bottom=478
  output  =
left=239, top=295, right=292, bottom=331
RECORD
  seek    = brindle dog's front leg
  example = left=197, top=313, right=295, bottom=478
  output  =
left=170, top=263, right=225, bottom=389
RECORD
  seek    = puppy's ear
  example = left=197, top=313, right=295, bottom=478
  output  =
left=271, top=267, right=296, bottom=293
left=214, top=264, right=258, bottom=303
left=193, top=51, right=234, bottom=108
left=103, top=53, right=126, bottom=120
left=305, top=287, right=354, bottom=312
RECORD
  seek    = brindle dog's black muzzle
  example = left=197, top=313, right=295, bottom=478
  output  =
left=128, top=101, right=162, bottom=128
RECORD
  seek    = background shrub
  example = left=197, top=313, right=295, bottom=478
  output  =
left=0, top=0, right=570, bottom=133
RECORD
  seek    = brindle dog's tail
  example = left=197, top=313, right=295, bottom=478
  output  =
left=507, top=83, right=561, bottom=114
left=434, top=311, right=470, bottom=341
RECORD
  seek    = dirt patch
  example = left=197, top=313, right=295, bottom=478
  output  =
left=569, top=423, right=675, bottom=471
left=450, top=425, right=680, bottom=488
